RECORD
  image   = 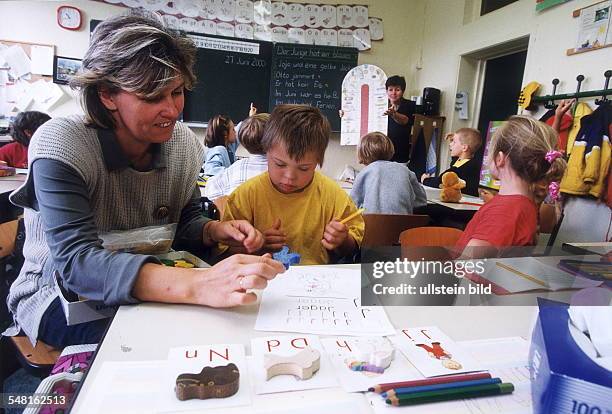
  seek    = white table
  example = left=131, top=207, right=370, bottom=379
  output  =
left=0, top=174, right=25, bottom=196
left=71, top=264, right=538, bottom=413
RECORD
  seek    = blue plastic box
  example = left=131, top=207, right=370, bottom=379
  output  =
left=529, top=298, right=612, bottom=413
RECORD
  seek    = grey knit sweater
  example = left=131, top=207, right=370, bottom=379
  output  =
left=5, top=116, right=204, bottom=344
left=350, top=160, right=427, bottom=214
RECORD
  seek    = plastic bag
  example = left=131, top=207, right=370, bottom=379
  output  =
left=99, top=224, right=177, bottom=255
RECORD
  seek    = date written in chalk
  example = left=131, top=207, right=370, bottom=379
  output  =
left=1, top=393, right=67, bottom=408
left=372, top=283, right=492, bottom=295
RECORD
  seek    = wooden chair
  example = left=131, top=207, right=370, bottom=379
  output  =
left=0, top=219, right=60, bottom=377
left=399, top=226, right=463, bottom=260
left=362, top=214, right=430, bottom=247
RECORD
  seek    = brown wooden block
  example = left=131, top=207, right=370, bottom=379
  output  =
left=175, top=363, right=240, bottom=401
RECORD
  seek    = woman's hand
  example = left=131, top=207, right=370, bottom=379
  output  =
left=189, top=253, right=285, bottom=307
left=249, top=102, right=257, bottom=117
left=263, top=218, right=287, bottom=252
left=204, top=220, right=264, bottom=253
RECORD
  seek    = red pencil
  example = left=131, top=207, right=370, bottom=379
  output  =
left=459, top=201, right=484, bottom=207
left=368, top=372, right=492, bottom=394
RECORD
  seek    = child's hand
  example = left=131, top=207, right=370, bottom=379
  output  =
left=421, top=173, right=431, bottom=182
left=263, top=218, right=287, bottom=251
left=249, top=102, right=257, bottom=117
left=321, top=220, right=348, bottom=251
left=338, top=109, right=344, bottom=118
left=555, top=99, right=575, bottom=117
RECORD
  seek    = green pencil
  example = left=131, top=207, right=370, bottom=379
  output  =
left=386, top=383, right=514, bottom=406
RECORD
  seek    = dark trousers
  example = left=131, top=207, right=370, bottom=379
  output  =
left=37, top=297, right=109, bottom=348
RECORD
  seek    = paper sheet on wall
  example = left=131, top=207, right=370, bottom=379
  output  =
left=159, top=343, right=251, bottom=412
left=340, top=64, right=388, bottom=145
left=575, top=1, right=612, bottom=51
left=250, top=334, right=337, bottom=394
left=30, top=45, right=54, bottom=76
left=3, top=45, right=30, bottom=79
left=255, top=266, right=395, bottom=336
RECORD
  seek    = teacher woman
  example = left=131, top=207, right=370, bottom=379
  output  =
left=4, top=14, right=284, bottom=348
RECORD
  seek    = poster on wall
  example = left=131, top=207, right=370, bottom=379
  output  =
left=478, top=121, right=504, bottom=191
left=574, top=0, right=612, bottom=51
left=535, top=0, right=573, bottom=12
left=94, top=0, right=382, bottom=51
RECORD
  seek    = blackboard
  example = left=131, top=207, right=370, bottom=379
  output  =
left=270, top=43, right=358, bottom=131
left=182, top=34, right=357, bottom=131
left=183, top=34, right=272, bottom=125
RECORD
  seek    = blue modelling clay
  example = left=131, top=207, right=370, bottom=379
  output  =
left=273, top=246, right=301, bottom=269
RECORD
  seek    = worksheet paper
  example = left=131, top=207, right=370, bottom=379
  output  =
left=321, top=336, right=422, bottom=392
left=250, top=334, right=337, bottom=394
left=368, top=336, right=532, bottom=414
left=255, top=266, right=395, bottom=336
left=389, top=326, right=484, bottom=377
left=158, top=344, right=251, bottom=412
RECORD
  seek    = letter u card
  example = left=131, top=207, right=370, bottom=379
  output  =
left=159, top=344, right=251, bottom=411
left=250, top=335, right=338, bottom=394
left=389, top=327, right=484, bottom=377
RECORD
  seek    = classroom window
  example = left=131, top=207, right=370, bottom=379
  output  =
left=480, top=0, right=518, bottom=15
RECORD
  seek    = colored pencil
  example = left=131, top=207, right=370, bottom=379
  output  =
left=382, top=377, right=501, bottom=398
left=386, top=383, right=514, bottom=406
left=339, top=208, right=365, bottom=225
left=368, top=372, right=492, bottom=394
left=495, top=261, right=549, bottom=288
left=459, top=201, right=484, bottom=207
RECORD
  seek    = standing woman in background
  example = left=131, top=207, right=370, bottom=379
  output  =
left=4, top=14, right=284, bottom=348
left=0, top=111, right=50, bottom=168
left=384, top=75, right=416, bottom=163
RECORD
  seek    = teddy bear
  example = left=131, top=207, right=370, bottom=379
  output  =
left=439, top=171, right=465, bottom=202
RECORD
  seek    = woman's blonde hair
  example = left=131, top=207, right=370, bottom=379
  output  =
left=358, top=132, right=394, bottom=165
left=70, top=14, right=196, bottom=129
left=489, top=115, right=567, bottom=203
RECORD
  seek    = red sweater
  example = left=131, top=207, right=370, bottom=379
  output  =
left=0, top=142, right=28, bottom=168
left=456, top=194, right=538, bottom=250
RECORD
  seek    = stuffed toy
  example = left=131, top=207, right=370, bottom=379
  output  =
left=439, top=171, right=465, bottom=202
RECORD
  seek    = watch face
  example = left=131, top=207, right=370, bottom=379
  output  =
left=58, top=6, right=81, bottom=30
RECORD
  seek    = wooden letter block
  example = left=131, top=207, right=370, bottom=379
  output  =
left=175, top=363, right=240, bottom=401
left=264, top=347, right=321, bottom=380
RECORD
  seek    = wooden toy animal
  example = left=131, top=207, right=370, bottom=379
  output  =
left=175, top=363, right=240, bottom=401
left=264, top=347, right=320, bottom=380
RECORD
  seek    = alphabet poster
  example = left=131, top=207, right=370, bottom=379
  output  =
left=159, top=344, right=251, bottom=411
left=255, top=266, right=395, bottom=336
left=250, top=334, right=337, bottom=394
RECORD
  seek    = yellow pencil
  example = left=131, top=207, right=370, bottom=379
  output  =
left=495, top=261, right=549, bottom=288
left=339, top=208, right=365, bottom=225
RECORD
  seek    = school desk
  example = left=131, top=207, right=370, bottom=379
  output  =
left=423, top=185, right=483, bottom=212
left=70, top=263, right=540, bottom=413
left=0, top=174, right=25, bottom=223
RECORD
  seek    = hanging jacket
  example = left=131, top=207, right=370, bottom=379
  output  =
left=567, top=102, right=593, bottom=155
left=539, top=108, right=572, bottom=153
left=560, top=102, right=612, bottom=198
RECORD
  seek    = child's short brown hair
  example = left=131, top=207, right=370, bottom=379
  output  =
left=454, top=128, right=481, bottom=155
left=262, top=105, right=330, bottom=165
left=357, top=132, right=394, bottom=165
left=205, top=115, right=233, bottom=148
left=238, top=113, right=270, bottom=155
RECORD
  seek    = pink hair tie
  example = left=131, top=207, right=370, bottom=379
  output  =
left=545, top=150, right=563, bottom=163
left=548, top=181, right=561, bottom=201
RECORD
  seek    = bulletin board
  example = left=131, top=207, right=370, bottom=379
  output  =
left=566, top=0, right=612, bottom=55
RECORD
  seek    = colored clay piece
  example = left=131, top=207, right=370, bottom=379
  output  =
left=264, top=347, right=320, bottom=380
left=175, top=363, right=240, bottom=401
left=348, top=361, right=385, bottom=373
left=160, top=258, right=195, bottom=268
left=350, top=338, right=395, bottom=369
left=273, top=246, right=301, bottom=269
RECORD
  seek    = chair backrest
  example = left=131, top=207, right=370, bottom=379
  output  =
left=399, top=226, right=463, bottom=261
left=362, top=214, right=430, bottom=247
left=0, top=220, right=18, bottom=259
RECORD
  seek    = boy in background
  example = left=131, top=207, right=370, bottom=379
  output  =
left=421, top=128, right=482, bottom=197
left=204, top=113, right=270, bottom=201
left=223, top=105, right=364, bottom=264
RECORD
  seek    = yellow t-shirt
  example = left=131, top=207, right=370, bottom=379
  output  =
left=223, top=171, right=364, bottom=264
